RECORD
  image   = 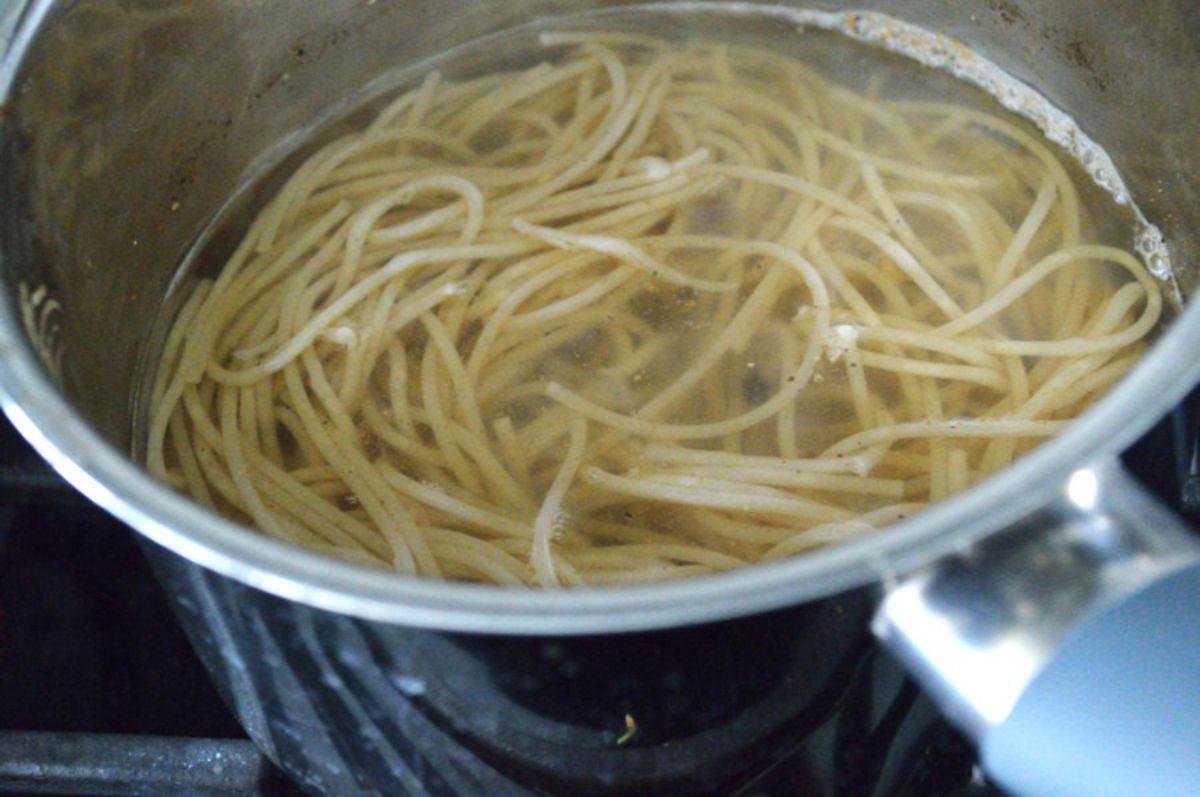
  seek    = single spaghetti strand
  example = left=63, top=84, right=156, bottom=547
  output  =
left=531, top=419, right=589, bottom=587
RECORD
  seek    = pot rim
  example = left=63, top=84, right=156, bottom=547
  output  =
left=3, top=0, right=1198, bottom=635
left=0, top=290, right=1197, bottom=634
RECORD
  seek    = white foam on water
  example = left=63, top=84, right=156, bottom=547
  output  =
left=651, top=3, right=1176, bottom=285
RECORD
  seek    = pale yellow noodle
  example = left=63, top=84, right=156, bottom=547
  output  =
left=146, top=33, right=1162, bottom=589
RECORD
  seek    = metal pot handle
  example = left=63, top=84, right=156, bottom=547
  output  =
left=873, top=459, right=1200, bottom=796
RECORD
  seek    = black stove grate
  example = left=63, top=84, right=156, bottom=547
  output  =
left=3, top=389, right=1195, bottom=796
left=0, top=420, right=294, bottom=795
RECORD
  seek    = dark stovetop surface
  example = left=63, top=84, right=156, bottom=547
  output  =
left=0, top=386, right=1195, bottom=796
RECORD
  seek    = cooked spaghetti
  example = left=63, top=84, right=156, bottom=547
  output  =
left=146, top=33, right=1162, bottom=587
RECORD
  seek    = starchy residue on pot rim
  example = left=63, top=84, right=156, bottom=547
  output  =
left=664, top=3, right=1176, bottom=289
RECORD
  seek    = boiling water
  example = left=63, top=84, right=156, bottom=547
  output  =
left=142, top=6, right=1170, bottom=585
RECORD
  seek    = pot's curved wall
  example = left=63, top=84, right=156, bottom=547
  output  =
left=145, top=540, right=888, bottom=796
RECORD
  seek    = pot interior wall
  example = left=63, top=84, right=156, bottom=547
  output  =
left=2, top=0, right=1198, bottom=453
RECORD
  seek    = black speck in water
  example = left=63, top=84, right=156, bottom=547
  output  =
left=742, top=373, right=771, bottom=404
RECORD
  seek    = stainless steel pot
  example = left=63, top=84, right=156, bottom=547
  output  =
left=2, top=2, right=1199, bottom=795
